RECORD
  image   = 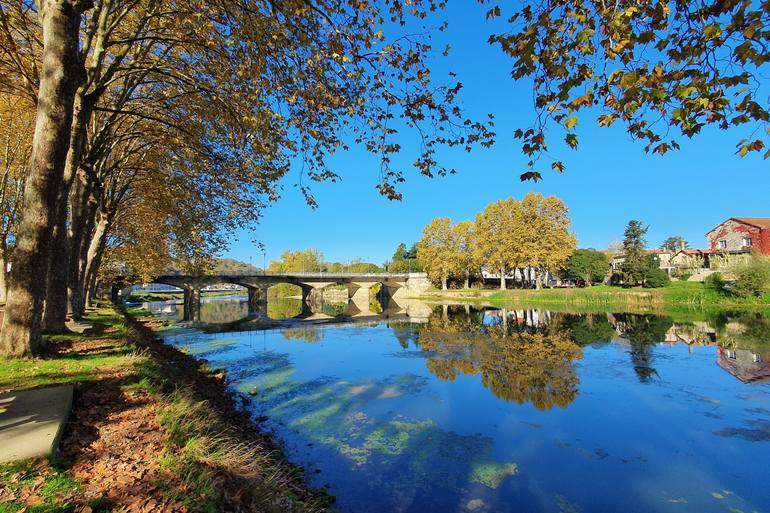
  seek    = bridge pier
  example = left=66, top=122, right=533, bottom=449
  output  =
left=349, top=282, right=374, bottom=304
left=182, top=286, right=201, bottom=322
left=246, top=284, right=269, bottom=315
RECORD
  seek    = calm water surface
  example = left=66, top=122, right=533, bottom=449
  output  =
left=157, top=299, right=770, bottom=513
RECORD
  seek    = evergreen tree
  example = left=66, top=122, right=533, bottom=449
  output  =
left=621, top=220, right=648, bottom=287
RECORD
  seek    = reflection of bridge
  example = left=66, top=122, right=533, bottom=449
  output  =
left=194, top=298, right=434, bottom=333
left=148, top=272, right=431, bottom=321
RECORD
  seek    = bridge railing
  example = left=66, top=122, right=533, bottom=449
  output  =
left=155, top=272, right=420, bottom=279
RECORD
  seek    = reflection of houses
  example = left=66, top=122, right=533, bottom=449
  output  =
left=482, top=308, right=552, bottom=329
left=717, top=348, right=770, bottom=384
left=664, top=322, right=716, bottom=345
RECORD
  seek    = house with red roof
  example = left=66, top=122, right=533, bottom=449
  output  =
left=706, top=218, right=770, bottom=256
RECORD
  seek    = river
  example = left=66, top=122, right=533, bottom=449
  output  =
left=140, top=296, right=770, bottom=513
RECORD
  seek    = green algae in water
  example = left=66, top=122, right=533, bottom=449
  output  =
left=470, top=462, right=519, bottom=488
left=363, top=420, right=434, bottom=456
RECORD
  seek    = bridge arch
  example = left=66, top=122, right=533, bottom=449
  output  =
left=138, top=272, right=431, bottom=322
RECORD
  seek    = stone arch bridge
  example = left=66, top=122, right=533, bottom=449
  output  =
left=143, top=272, right=431, bottom=321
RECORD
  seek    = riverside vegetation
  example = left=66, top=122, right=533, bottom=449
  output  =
left=0, top=304, right=330, bottom=512
left=420, top=280, right=770, bottom=311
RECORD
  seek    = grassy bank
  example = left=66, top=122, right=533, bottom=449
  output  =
left=420, top=282, right=770, bottom=310
left=0, top=304, right=328, bottom=513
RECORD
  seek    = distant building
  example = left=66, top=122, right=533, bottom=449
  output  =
left=669, top=249, right=715, bottom=271
left=706, top=217, right=770, bottom=256
left=610, top=249, right=674, bottom=275
left=131, top=283, right=182, bottom=293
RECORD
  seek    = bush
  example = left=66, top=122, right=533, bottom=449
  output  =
left=733, top=256, right=770, bottom=298
left=704, top=272, right=726, bottom=292
left=643, top=268, right=670, bottom=288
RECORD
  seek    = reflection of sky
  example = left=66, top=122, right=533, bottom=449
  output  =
left=164, top=311, right=770, bottom=513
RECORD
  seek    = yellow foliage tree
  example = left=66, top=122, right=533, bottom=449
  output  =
left=452, top=220, right=477, bottom=288
left=417, top=217, right=456, bottom=290
left=0, top=93, right=34, bottom=301
left=519, top=192, right=577, bottom=289
left=474, top=193, right=575, bottom=289
left=473, top=198, right=524, bottom=289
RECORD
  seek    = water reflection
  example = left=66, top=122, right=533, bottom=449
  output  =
left=415, top=308, right=583, bottom=409
left=160, top=303, right=770, bottom=513
left=146, top=296, right=770, bottom=388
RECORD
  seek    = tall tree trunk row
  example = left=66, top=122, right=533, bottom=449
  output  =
left=0, top=0, right=87, bottom=356
left=42, top=93, right=90, bottom=333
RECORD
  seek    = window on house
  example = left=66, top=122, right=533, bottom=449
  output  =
left=743, top=237, right=752, bottom=247
left=718, top=239, right=727, bottom=249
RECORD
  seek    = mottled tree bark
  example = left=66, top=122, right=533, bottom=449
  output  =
left=82, top=210, right=110, bottom=307
left=67, top=169, right=94, bottom=318
left=0, top=0, right=88, bottom=356
left=42, top=95, right=89, bottom=333
left=500, top=266, right=506, bottom=290
left=0, top=256, right=6, bottom=304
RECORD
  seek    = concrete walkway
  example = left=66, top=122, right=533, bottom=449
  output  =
left=0, top=386, right=73, bottom=463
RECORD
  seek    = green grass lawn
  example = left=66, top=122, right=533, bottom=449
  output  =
left=422, top=281, right=770, bottom=310
left=0, top=307, right=143, bottom=393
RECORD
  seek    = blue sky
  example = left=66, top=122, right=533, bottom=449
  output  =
left=222, top=3, right=768, bottom=267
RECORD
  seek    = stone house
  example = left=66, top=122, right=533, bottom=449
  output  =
left=670, top=249, right=715, bottom=271
left=706, top=217, right=770, bottom=256
left=610, top=249, right=674, bottom=275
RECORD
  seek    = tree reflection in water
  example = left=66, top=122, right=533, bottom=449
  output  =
left=198, top=299, right=249, bottom=323
left=415, top=307, right=584, bottom=410
left=268, top=297, right=304, bottom=319
left=282, top=328, right=324, bottom=343
left=611, top=313, right=673, bottom=383
left=188, top=298, right=723, bottom=397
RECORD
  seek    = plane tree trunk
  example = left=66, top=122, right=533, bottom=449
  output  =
left=67, top=169, right=95, bottom=318
left=83, top=210, right=111, bottom=308
left=42, top=95, right=89, bottom=333
left=0, top=0, right=88, bottom=357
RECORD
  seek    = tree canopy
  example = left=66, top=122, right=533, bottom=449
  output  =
left=415, top=193, right=575, bottom=289
left=661, top=236, right=690, bottom=251
left=0, top=0, right=495, bottom=355
left=474, top=193, right=575, bottom=288
left=486, top=0, right=770, bottom=180
left=564, top=249, right=610, bottom=285
left=388, top=243, right=421, bottom=273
